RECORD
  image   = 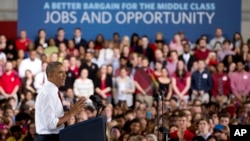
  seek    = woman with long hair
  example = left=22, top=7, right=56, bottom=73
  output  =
left=120, top=45, right=130, bottom=60
left=157, top=68, right=172, bottom=100
left=240, top=44, right=250, bottom=61
left=95, top=34, right=105, bottom=50
left=171, top=60, right=191, bottom=103
left=34, top=29, right=48, bottom=48
left=130, top=33, right=140, bottom=52
left=232, top=32, right=244, bottom=52
left=20, top=70, right=36, bottom=95
left=23, top=122, right=36, bottom=141
left=95, top=65, right=113, bottom=104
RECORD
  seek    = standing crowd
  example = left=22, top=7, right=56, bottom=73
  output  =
left=0, top=27, right=249, bottom=141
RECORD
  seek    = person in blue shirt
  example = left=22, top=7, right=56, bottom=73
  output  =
left=191, top=60, right=212, bottom=104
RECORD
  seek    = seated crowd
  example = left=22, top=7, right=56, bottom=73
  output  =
left=0, top=27, right=249, bottom=141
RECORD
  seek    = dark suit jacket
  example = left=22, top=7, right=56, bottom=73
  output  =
left=179, top=53, right=196, bottom=71
left=72, top=38, right=87, bottom=49
left=135, top=46, right=155, bottom=63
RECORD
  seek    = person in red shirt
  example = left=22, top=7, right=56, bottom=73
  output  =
left=194, top=38, right=210, bottom=60
left=169, top=111, right=195, bottom=141
left=15, top=30, right=31, bottom=51
left=69, top=56, right=79, bottom=77
left=0, top=61, right=20, bottom=108
left=212, top=63, right=231, bottom=104
left=67, top=40, right=79, bottom=57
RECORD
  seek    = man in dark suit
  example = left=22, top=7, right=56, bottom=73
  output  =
left=72, top=27, right=87, bottom=50
left=135, top=36, right=155, bottom=63
left=179, top=43, right=196, bottom=71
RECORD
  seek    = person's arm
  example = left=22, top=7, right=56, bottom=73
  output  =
left=225, top=75, right=231, bottom=96
left=134, top=81, right=146, bottom=95
left=89, top=80, right=94, bottom=96
left=180, top=76, right=191, bottom=96
left=230, top=74, right=238, bottom=96
left=102, top=76, right=112, bottom=93
left=191, top=73, right=196, bottom=90
left=95, top=87, right=104, bottom=96
left=243, top=74, right=250, bottom=96
left=34, top=74, right=43, bottom=90
left=41, top=93, right=85, bottom=129
left=167, top=83, right=173, bottom=100
left=124, top=78, right=135, bottom=94
left=171, top=77, right=181, bottom=96
left=0, top=87, right=7, bottom=97
left=102, top=87, right=111, bottom=93
left=10, top=86, right=19, bottom=96
left=18, top=61, right=25, bottom=78
left=73, top=80, right=80, bottom=97
left=57, top=98, right=85, bottom=127
left=94, top=78, right=105, bottom=97
left=206, top=72, right=213, bottom=92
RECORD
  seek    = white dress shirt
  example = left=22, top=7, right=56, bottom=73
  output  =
left=97, top=48, right=114, bottom=67
left=73, top=78, right=94, bottom=103
left=0, top=52, right=6, bottom=62
left=35, top=81, right=64, bottom=134
left=183, top=53, right=190, bottom=64
left=34, top=72, right=47, bottom=94
left=18, top=58, right=42, bottom=78
left=74, top=37, right=81, bottom=44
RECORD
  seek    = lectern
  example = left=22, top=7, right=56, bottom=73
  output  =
left=59, top=116, right=107, bottom=141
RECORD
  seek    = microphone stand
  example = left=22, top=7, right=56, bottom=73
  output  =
left=158, top=90, right=168, bottom=141
left=152, top=92, right=160, bottom=140
left=95, top=101, right=105, bottom=117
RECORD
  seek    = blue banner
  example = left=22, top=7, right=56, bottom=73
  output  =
left=18, top=0, right=241, bottom=42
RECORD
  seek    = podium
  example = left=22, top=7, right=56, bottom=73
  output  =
left=59, top=116, right=107, bottom=141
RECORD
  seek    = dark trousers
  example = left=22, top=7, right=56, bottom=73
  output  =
left=35, top=134, right=59, bottom=141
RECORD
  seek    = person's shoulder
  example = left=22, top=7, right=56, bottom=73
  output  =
left=192, top=70, right=198, bottom=75
left=185, top=72, right=191, bottom=77
left=169, top=130, right=178, bottom=138
left=35, top=58, right=42, bottom=63
left=86, top=79, right=93, bottom=83
left=6, top=136, right=15, bottom=141
left=172, top=73, right=177, bottom=78
left=185, top=129, right=196, bottom=138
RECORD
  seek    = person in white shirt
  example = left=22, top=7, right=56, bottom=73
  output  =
left=18, top=50, right=42, bottom=78
left=35, top=62, right=85, bottom=141
left=0, top=51, right=6, bottom=63
left=114, top=67, right=135, bottom=107
left=97, top=40, right=114, bottom=67
left=73, top=68, right=94, bottom=104
left=209, top=28, right=225, bottom=50
left=34, top=62, right=48, bottom=94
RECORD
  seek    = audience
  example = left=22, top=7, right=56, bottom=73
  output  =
left=0, top=27, right=249, bottom=141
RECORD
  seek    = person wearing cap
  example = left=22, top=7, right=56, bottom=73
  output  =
left=213, top=124, right=229, bottom=141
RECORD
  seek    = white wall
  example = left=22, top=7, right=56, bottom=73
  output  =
left=0, top=0, right=17, bottom=20
left=242, top=0, right=250, bottom=41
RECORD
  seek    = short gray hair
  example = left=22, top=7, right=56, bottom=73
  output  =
left=46, top=62, right=63, bottom=76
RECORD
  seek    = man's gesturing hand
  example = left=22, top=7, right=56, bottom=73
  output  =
left=70, top=97, right=86, bottom=116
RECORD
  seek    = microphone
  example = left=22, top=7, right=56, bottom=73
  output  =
left=89, top=95, right=104, bottom=107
